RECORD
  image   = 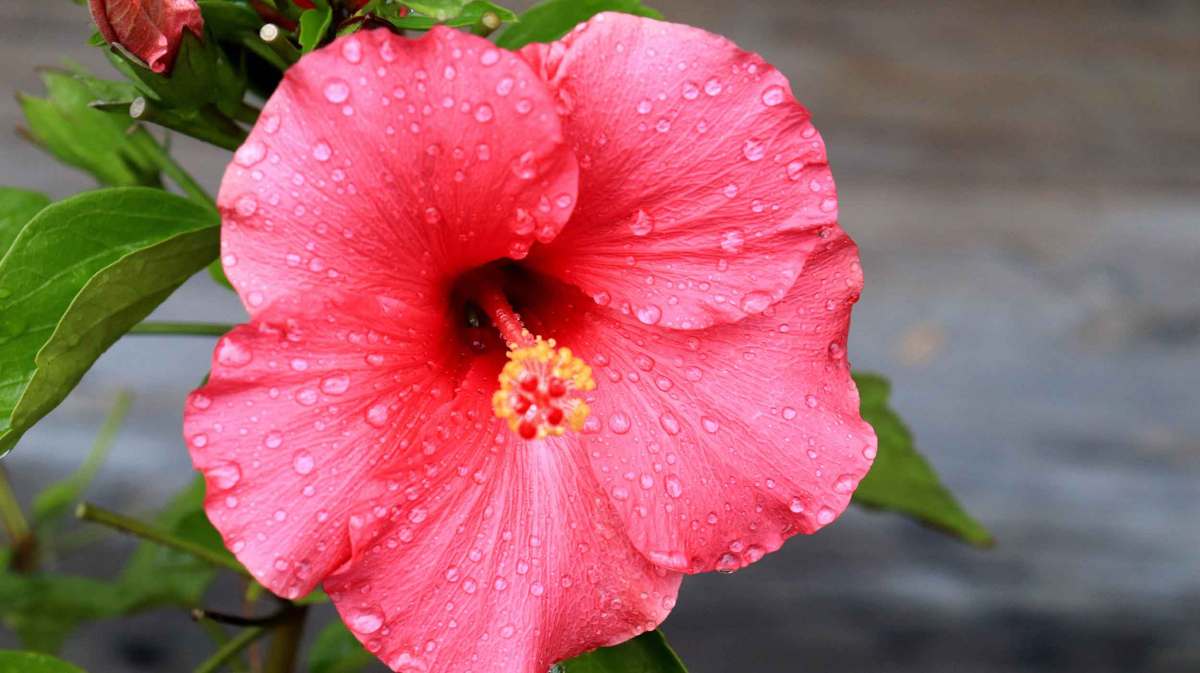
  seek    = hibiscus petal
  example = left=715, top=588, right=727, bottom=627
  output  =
left=89, top=0, right=203, bottom=73
left=324, top=357, right=681, bottom=673
left=520, top=12, right=837, bottom=330
left=218, top=28, right=578, bottom=317
left=520, top=227, right=875, bottom=574
left=184, top=297, right=469, bottom=598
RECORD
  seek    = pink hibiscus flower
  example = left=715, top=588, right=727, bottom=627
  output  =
left=185, top=13, right=876, bottom=673
left=89, top=0, right=204, bottom=73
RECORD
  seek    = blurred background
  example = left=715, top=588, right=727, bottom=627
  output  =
left=1, top=1, right=1198, bottom=672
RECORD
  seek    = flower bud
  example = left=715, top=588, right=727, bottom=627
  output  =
left=88, top=0, right=204, bottom=74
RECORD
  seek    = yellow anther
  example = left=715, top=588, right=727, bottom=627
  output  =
left=492, top=337, right=596, bottom=440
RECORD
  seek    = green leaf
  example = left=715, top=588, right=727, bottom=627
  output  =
left=298, top=3, right=334, bottom=53
left=0, top=189, right=50, bottom=260
left=373, top=0, right=516, bottom=30
left=198, top=0, right=266, bottom=40
left=0, top=188, right=220, bottom=457
left=307, top=621, right=376, bottom=673
left=0, top=651, right=86, bottom=673
left=397, top=0, right=470, bottom=20
left=558, top=631, right=686, bottom=673
left=18, top=71, right=160, bottom=187
left=851, top=372, right=993, bottom=546
left=105, top=32, right=247, bottom=118
left=495, top=0, right=661, bottom=49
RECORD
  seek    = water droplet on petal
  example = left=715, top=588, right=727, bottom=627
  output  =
left=740, top=291, right=772, bottom=314
left=761, top=84, right=786, bottom=106
left=608, top=412, right=631, bottom=435
left=635, top=305, right=662, bottom=325
left=350, top=610, right=384, bottom=635
left=742, top=138, right=766, bottom=161
left=320, top=372, right=350, bottom=395
left=323, top=78, right=350, bottom=104
left=474, top=103, right=494, bottom=123
left=312, top=142, right=332, bottom=162
left=293, top=451, right=315, bottom=475
left=629, top=209, right=654, bottom=236
left=817, top=507, right=836, bottom=525
left=206, top=462, right=241, bottom=490
left=665, top=475, right=683, bottom=498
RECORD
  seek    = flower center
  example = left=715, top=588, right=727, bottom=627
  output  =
left=468, top=275, right=595, bottom=440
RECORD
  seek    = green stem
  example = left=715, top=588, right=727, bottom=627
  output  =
left=258, top=24, right=302, bottom=68
left=242, top=35, right=291, bottom=71
left=128, top=127, right=214, bottom=209
left=233, top=101, right=262, bottom=126
left=264, top=605, right=309, bottom=673
left=129, top=97, right=246, bottom=151
left=194, top=626, right=267, bottom=673
left=75, top=502, right=252, bottom=578
left=0, top=465, right=34, bottom=571
left=129, top=321, right=235, bottom=337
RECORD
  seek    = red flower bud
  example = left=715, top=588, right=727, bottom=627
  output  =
left=88, top=0, right=204, bottom=74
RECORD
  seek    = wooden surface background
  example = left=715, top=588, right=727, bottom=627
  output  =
left=1, top=1, right=1197, bottom=672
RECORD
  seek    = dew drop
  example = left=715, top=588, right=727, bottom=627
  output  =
left=817, top=507, right=836, bottom=525
left=341, top=39, right=362, bottom=63
left=320, top=372, right=350, bottom=395
left=740, top=291, right=772, bottom=314
left=608, top=412, right=631, bottom=435
left=480, top=48, right=500, bottom=66
left=323, top=78, right=350, bottom=104
left=312, top=142, right=332, bottom=162
left=635, top=305, right=662, bottom=325
left=350, top=610, right=384, bottom=635
left=704, top=77, right=722, bottom=96
left=789, top=497, right=805, bottom=513
left=216, top=336, right=253, bottom=367
left=742, top=137, right=766, bottom=162
left=761, top=84, right=786, bottom=106
left=664, top=475, right=683, bottom=499
left=206, top=462, right=241, bottom=490
left=720, top=229, right=745, bottom=254
left=235, top=141, right=266, bottom=167
left=292, top=451, right=315, bottom=475
left=629, top=209, right=654, bottom=236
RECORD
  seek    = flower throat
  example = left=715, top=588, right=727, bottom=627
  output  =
left=470, top=283, right=595, bottom=440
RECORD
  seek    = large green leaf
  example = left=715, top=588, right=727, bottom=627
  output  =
left=558, top=631, right=686, bottom=673
left=495, top=0, right=662, bottom=49
left=851, top=372, right=993, bottom=546
left=0, top=189, right=50, bottom=260
left=18, top=71, right=159, bottom=187
left=0, top=651, right=86, bottom=673
left=0, top=188, right=220, bottom=456
left=307, top=621, right=377, bottom=673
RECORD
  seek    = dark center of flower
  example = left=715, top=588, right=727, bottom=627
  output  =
left=458, top=268, right=594, bottom=441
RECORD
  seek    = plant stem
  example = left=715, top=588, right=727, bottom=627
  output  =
left=194, top=626, right=268, bottom=673
left=128, top=127, right=215, bottom=209
left=193, top=607, right=291, bottom=628
left=129, top=321, right=235, bottom=337
left=264, top=605, right=309, bottom=673
left=0, top=465, right=35, bottom=572
left=258, top=24, right=302, bottom=68
left=233, top=101, right=262, bottom=126
left=75, top=502, right=252, bottom=578
left=129, top=97, right=246, bottom=151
